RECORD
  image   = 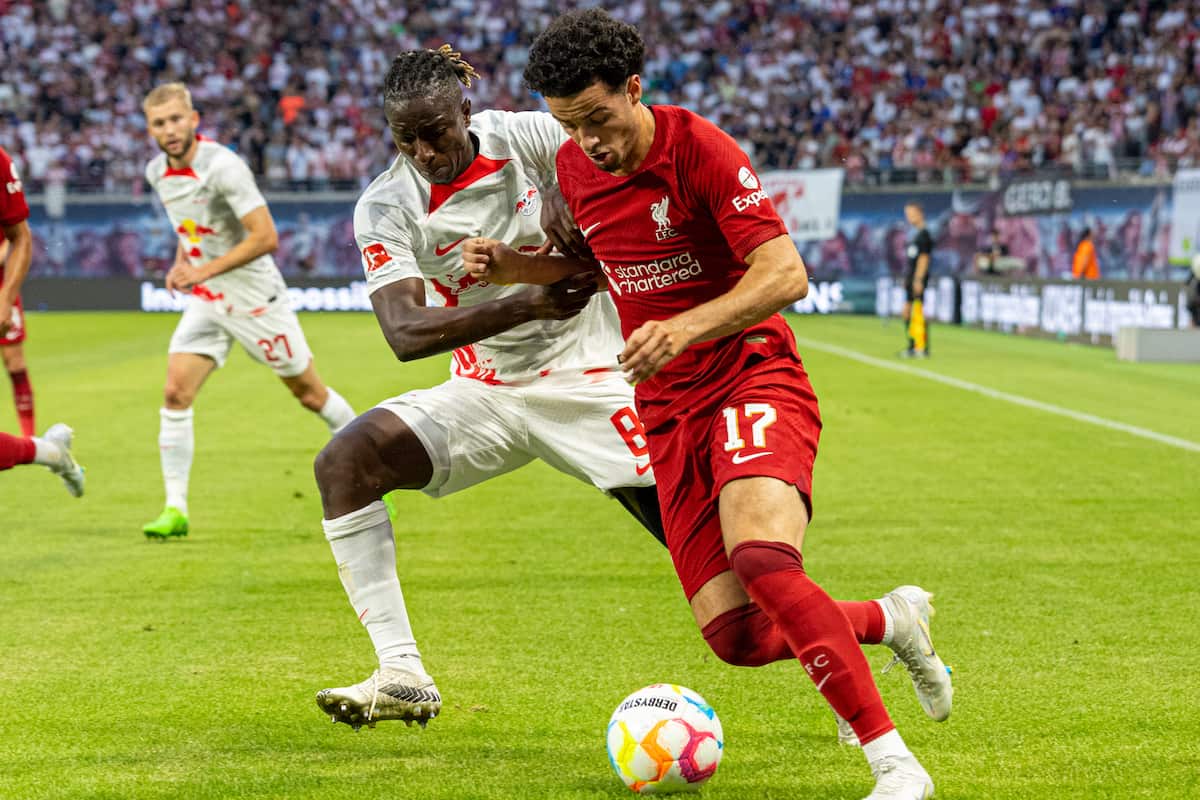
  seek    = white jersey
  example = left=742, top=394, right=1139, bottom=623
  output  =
left=354, top=109, right=624, bottom=385
left=146, top=137, right=287, bottom=314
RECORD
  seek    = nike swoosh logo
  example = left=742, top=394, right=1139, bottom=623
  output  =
left=434, top=235, right=469, bottom=256
left=581, top=222, right=600, bottom=239
left=635, top=462, right=652, bottom=476
left=730, top=450, right=773, bottom=464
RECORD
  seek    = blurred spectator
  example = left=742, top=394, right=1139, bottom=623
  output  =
left=3, top=0, right=1200, bottom=191
left=1072, top=228, right=1100, bottom=280
left=976, top=229, right=1009, bottom=275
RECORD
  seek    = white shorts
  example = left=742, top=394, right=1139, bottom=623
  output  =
left=168, top=297, right=313, bottom=378
left=378, top=370, right=655, bottom=497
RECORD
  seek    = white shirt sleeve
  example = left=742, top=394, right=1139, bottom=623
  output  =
left=506, top=111, right=569, bottom=189
left=353, top=197, right=423, bottom=295
left=213, top=150, right=268, bottom=219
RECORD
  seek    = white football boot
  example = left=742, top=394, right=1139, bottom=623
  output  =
left=880, top=586, right=952, bottom=722
left=863, top=754, right=935, bottom=800
left=316, top=666, right=441, bottom=730
left=44, top=424, right=85, bottom=498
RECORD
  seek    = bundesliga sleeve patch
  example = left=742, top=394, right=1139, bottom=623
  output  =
left=362, top=243, right=392, bottom=273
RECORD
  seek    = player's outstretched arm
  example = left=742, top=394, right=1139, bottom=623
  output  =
left=0, top=220, right=32, bottom=336
left=372, top=274, right=597, bottom=362
left=463, top=237, right=604, bottom=288
left=620, top=234, right=808, bottom=384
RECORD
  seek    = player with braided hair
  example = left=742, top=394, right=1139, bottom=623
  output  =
left=312, top=46, right=662, bottom=731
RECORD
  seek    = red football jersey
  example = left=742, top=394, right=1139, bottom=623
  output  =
left=0, top=145, right=29, bottom=237
left=556, top=105, right=795, bottom=429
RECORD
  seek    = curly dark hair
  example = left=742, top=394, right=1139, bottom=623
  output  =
left=524, top=9, right=645, bottom=98
left=383, top=45, right=481, bottom=115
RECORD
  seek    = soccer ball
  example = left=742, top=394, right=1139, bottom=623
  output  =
left=606, top=684, right=724, bottom=794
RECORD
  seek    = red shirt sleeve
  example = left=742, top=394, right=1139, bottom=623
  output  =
left=678, top=115, right=786, bottom=260
left=554, top=143, right=578, bottom=210
left=0, top=147, right=30, bottom=229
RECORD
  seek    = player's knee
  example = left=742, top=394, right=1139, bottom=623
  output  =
left=728, top=540, right=804, bottom=586
left=163, top=382, right=195, bottom=409
left=1, top=347, right=24, bottom=372
left=313, top=435, right=356, bottom=492
left=313, top=428, right=381, bottom=495
left=701, top=606, right=780, bottom=667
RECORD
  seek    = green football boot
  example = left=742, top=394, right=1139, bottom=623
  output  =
left=143, top=506, right=189, bottom=539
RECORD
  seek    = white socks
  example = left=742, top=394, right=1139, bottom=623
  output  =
left=878, top=598, right=896, bottom=645
left=31, top=437, right=62, bottom=467
left=323, top=501, right=427, bottom=675
left=159, top=407, right=194, bottom=515
left=862, top=729, right=912, bottom=765
left=318, top=387, right=355, bottom=434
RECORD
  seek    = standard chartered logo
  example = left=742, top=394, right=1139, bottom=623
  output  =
left=606, top=251, right=704, bottom=294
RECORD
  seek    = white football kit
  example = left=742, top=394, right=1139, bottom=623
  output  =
left=354, top=109, right=653, bottom=494
left=146, top=137, right=312, bottom=377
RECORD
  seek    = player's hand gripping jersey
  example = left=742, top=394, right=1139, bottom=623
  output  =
left=554, top=106, right=795, bottom=429
left=146, top=137, right=288, bottom=314
left=354, top=110, right=623, bottom=384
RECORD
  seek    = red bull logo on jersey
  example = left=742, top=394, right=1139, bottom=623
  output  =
left=430, top=273, right=487, bottom=307
left=177, top=218, right=216, bottom=242
left=177, top=218, right=216, bottom=258
left=514, top=185, right=540, bottom=217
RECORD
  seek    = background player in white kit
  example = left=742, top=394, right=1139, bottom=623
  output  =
left=142, top=83, right=356, bottom=539
left=312, top=47, right=661, bottom=730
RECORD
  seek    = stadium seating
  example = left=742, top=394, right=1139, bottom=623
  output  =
left=1, top=1, right=1198, bottom=191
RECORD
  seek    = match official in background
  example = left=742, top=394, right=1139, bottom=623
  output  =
left=902, top=202, right=932, bottom=358
left=1071, top=227, right=1100, bottom=280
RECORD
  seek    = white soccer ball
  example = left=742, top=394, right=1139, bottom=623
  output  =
left=606, top=683, right=724, bottom=794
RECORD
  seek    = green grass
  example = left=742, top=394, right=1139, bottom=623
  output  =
left=1, top=312, right=1197, bottom=799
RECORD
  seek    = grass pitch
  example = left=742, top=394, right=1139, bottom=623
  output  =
left=1, top=311, right=1197, bottom=799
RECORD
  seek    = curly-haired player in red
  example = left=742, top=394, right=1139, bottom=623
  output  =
left=465, top=10, right=953, bottom=799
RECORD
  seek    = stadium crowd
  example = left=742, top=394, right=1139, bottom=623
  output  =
left=1, top=0, right=1199, bottom=191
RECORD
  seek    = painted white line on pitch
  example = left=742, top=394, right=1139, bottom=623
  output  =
left=794, top=336, right=1200, bottom=454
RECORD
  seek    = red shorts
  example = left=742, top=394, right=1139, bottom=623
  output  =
left=1, top=294, right=24, bottom=345
left=647, top=353, right=822, bottom=600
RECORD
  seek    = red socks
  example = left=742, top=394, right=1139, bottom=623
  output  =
left=702, top=599, right=884, bottom=667
left=702, top=602, right=792, bottom=667
left=726, top=539, right=894, bottom=745
left=9, top=369, right=34, bottom=437
left=840, top=600, right=886, bottom=645
left=0, top=431, right=35, bottom=470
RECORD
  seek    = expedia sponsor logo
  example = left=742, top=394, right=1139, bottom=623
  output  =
left=732, top=188, right=769, bottom=212
left=604, top=251, right=703, bottom=295
left=737, top=165, right=759, bottom=189
left=617, top=696, right=679, bottom=714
